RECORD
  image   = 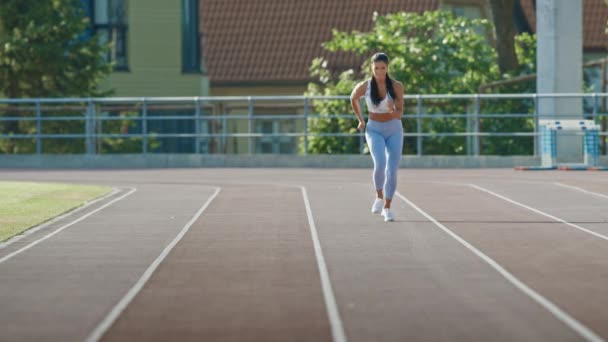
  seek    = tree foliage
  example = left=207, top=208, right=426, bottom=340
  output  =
left=305, top=11, right=538, bottom=155
left=0, top=0, right=114, bottom=153
left=0, top=0, right=112, bottom=98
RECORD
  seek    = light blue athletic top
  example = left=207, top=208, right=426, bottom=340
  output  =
left=365, top=79, right=392, bottom=113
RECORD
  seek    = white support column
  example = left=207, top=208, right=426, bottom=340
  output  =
left=536, top=0, right=583, bottom=162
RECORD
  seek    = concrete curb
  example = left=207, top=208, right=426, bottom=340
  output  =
left=0, top=154, right=569, bottom=169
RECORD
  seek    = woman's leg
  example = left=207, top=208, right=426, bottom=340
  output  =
left=383, top=129, right=404, bottom=206
left=365, top=128, right=387, bottom=195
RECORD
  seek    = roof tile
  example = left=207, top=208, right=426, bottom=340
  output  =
left=201, top=0, right=438, bottom=84
left=520, top=0, right=608, bottom=51
left=201, top=0, right=607, bottom=84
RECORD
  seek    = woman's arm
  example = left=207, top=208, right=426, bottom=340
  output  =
left=350, top=81, right=367, bottom=130
left=389, top=81, right=404, bottom=120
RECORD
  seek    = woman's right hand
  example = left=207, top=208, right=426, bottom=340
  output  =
left=357, top=120, right=366, bottom=131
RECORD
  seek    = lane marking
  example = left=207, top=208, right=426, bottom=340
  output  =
left=554, top=182, right=608, bottom=201
left=86, top=187, right=221, bottom=342
left=0, top=187, right=137, bottom=264
left=395, top=191, right=604, bottom=342
left=301, top=186, right=347, bottom=342
left=470, top=184, right=608, bottom=242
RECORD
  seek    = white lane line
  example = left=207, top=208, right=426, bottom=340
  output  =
left=0, top=187, right=137, bottom=265
left=394, top=191, right=604, bottom=342
left=554, top=182, right=608, bottom=200
left=470, top=184, right=608, bottom=242
left=301, top=186, right=347, bottom=342
left=0, top=187, right=121, bottom=249
left=86, top=187, right=221, bottom=342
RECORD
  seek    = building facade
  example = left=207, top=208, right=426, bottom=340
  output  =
left=85, top=0, right=209, bottom=97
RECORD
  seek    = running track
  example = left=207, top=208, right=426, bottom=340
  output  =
left=1, top=169, right=607, bottom=342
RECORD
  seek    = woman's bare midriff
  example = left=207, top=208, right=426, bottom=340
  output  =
left=368, top=112, right=396, bottom=122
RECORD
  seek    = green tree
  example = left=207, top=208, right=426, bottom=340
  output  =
left=305, top=11, right=501, bottom=154
left=0, top=0, right=111, bottom=98
left=0, top=0, right=113, bottom=153
left=488, top=0, right=519, bottom=74
left=478, top=32, right=537, bottom=155
left=303, top=59, right=360, bottom=154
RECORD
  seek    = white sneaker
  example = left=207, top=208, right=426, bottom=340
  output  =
left=371, top=198, right=383, bottom=213
left=382, top=208, right=394, bottom=222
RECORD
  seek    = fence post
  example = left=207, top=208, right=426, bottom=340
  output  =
left=222, top=107, right=227, bottom=154
left=603, top=93, right=608, bottom=156
left=591, top=93, right=605, bottom=156
left=86, top=99, right=95, bottom=154
left=195, top=97, right=201, bottom=154
left=91, top=99, right=97, bottom=154
left=473, top=95, right=480, bottom=156
left=303, top=97, right=308, bottom=155
left=416, top=95, right=422, bottom=156
left=35, top=100, right=42, bottom=154
left=533, top=94, right=539, bottom=157
left=142, top=98, right=148, bottom=154
left=466, top=100, right=472, bottom=155
left=603, top=63, right=608, bottom=156
left=248, top=97, right=253, bottom=155
left=592, top=93, right=598, bottom=121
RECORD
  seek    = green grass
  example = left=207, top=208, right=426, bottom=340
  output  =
left=0, top=181, right=112, bottom=242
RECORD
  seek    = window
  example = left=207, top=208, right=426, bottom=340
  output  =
left=182, top=0, right=201, bottom=73
left=444, top=4, right=483, bottom=19
left=89, top=0, right=128, bottom=71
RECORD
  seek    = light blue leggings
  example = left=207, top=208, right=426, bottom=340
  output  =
left=365, top=119, right=403, bottom=200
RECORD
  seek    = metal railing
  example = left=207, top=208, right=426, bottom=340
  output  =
left=0, top=94, right=606, bottom=156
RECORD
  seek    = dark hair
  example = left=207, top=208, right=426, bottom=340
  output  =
left=370, top=53, right=395, bottom=106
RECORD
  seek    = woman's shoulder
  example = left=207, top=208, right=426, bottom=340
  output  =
left=354, top=79, right=369, bottom=92
left=351, top=79, right=368, bottom=98
left=391, top=79, right=404, bottom=91
left=391, top=79, right=403, bottom=87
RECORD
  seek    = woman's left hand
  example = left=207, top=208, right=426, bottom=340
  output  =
left=357, top=121, right=366, bottom=131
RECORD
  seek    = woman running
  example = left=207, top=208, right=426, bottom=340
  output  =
left=350, top=52, right=404, bottom=222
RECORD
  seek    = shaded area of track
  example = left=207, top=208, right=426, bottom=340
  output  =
left=0, top=184, right=217, bottom=342
left=1, top=169, right=607, bottom=341
left=101, top=185, right=331, bottom=342
left=399, top=180, right=608, bottom=339
left=304, top=182, right=582, bottom=341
